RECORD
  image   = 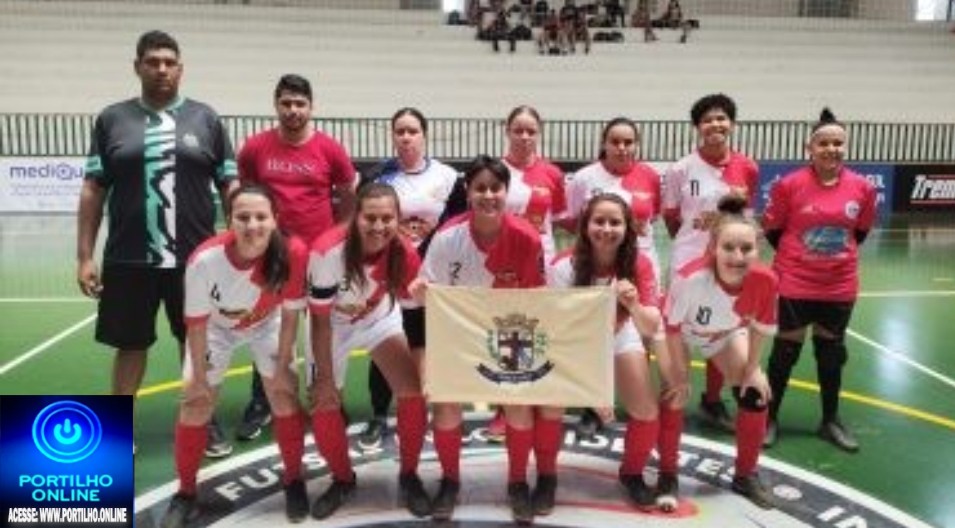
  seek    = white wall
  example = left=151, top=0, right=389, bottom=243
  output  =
left=858, top=0, right=915, bottom=19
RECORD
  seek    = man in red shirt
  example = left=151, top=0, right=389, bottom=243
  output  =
left=235, top=74, right=356, bottom=440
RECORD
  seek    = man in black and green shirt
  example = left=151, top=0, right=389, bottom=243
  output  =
left=76, top=30, right=238, bottom=458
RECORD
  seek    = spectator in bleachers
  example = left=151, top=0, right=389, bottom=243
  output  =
left=532, top=0, right=550, bottom=26
left=631, top=0, right=658, bottom=42
left=537, top=8, right=563, bottom=54
left=480, top=7, right=518, bottom=53
left=568, top=8, right=592, bottom=53
left=652, top=0, right=694, bottom=43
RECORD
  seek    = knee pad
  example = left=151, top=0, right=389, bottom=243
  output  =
left=768, top=338, right=803, bottom=372
left=732, top=386, right=766, bottom=412
left=812, top=336, right=848, bottom=371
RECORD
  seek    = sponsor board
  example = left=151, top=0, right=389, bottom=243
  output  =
left=0, top=157, right=85, bottom=212
left=893, top=165, right=955, bottom=211
left=0, top=396, right=134, bottom=527
left=757, top=162, right=894, bottom=223
left=134, top=416, right=930, bottom=528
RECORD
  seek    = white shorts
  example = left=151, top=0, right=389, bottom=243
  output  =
left=614, top=320, right=647, bottom=356
left=308, top=301, right=405, bottom=389
left=183, top=312, right=293, bottom=386
left=685, top=327, right=749, bottom=359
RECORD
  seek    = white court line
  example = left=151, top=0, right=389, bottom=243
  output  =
left=0, top=297, right=91, bottom=303
left=857, top=290, right=955, bottom=298
left=0, top=314, right=96, bottom=376
left=847, top=328, right=955, bottom=391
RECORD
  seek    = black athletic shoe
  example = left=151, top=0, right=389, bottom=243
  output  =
left=159, top=493, right=198, bottom=528
left=236, top=400, right=272, bottom=441
left=205, top=418, right=233, bottom=459
left=310, top=476, right=356, bottom=520
left=531, top=474, right=557, bottom=516
left=508, top=482, right=534, bottom=525
left=818, top=419, right=859, bottom=453
left=431, top=478, right=460, bottom=522
left=358, top=417, right=386, bottom=450
left=698, top=396, right=735, bottom=433
left=731, top=473, right=775, bottom=510
left=575, top=408, right=602, bottom=442
left=655, top=472, right=680, bottom=513
left=283, top=480, right=309, bottom=523
left=619, top=473, right=655, bottom=509
left=398, top=473, right=432, bottom=518
left=763, top=418, right=779, bottom=448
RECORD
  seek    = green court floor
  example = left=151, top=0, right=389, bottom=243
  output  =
left=1, top=214, right=953, bottom=528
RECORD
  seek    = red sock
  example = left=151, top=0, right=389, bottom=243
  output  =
left=620, top=418, right=659, bottom=476
left=175, top=422, right=207, bottom=496
left=533, top=416, right=563, bottom=476
left=657, top=406, right=683, bottom=474
left=704, top=360, right=724, bottom=403
left=433, top=425, right=462, bottom=482
left=507, top=424, right=534, bottom=484
left=311, top=409, right=354, bottom=482
left=273, top=413, right=304, bottom=485
left=735, top=408, right=767, bottom=477
left=396, top=395, right=427, bottom=475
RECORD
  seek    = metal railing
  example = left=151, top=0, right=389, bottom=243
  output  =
left=2, top=113, right=953, bottom=162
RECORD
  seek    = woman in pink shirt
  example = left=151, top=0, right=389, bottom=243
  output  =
left=762, top=108, right=877, bottom=453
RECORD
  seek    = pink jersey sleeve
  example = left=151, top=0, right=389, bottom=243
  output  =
left=762, top=174, right=791, bottom=231
left=857, top=177, right=878, bottom=232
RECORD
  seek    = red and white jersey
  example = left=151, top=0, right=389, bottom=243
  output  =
left=565, top=160, right=662, bottom=274
left=503, top=156, right=566, bottom=260
left=184, top=231, right=308, bottom=331
left=548, top=249, right=659, bottom=327
left=238, top=129, right=356, bottom=244
left=763, top=166, right=877, bottom=302
left=662, top=150, right=758, bottom=275
left=422, top=212, right=545, bottom=288
left=664, top=257, right=777, bottom=347
left=374, top=157, right=459, bottom=248
left=307, top=226, right=421, bottom=326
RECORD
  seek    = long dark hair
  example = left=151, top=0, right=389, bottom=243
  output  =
left=572, top=193, right=639, bottom=286
left=597, top=116, right=640, bottom=160
left=227, top=184, right=289, bottom=292
left=343, top=183, right=406, bottom=306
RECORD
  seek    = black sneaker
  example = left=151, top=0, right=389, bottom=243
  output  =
left=818, top=419, right=859, bottom=452
left=655, top=472, right=679, bottom=513
left=283, top=480, right=309, bottom=523
left=398, top=473, right=432, bottom=518
left=205, top=418, right=233, bottom=459
left=732, top=473, right=775, bottom=509
left=358, top=417, right=386, bottom=450
left=508, top=482, right=534, bottom=525
left=575, top=408, right=602, bottom=442
left=763, top=418, right=779, bottom=448
left=159, top=492, right=198, bottom=528
left=236, top=400, right=272, bottom=441
left=431, top=478, right=460, bottom=521
left=311, top=475, right=356, bottom=520
left=531, top=474, right=557, bottom=516
left=619, top=473, right=655, bottom=510
left=698, top=396, right=735, bottom=433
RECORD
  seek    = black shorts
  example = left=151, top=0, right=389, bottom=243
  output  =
left=95, top=265, right=186, bottom=350
left=402, top=307, right=425, bottom=349
left=778, top=297, right=855, bottom=337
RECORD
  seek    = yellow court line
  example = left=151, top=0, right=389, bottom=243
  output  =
left=137, top=354, right=955, bottom=432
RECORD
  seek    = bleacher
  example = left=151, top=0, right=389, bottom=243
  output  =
left=1, top=0, right=953, bottom=124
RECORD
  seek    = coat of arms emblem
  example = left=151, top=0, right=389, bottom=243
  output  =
left=477, top=313, right=554, bottom=384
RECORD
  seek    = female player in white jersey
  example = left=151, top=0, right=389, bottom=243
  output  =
left=661, top=93, right=759, bottom=433
left=412, top=155, right=551, bottom=524
left=160, top=185, right=309, bottom=528
left=762, top=108, right=877, bottom=452
left=306, top=183, right=431, bottom=519
left=564, top=116, right=662, bottom=438
left=358, top=107, right=461, bottom=450
left=547, top=193, right=667, bottom=510
left=658, top=194, right=777, bottom=511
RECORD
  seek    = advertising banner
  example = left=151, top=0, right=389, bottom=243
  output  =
left=893, top=164, right=955, bottom=212
left=0, top=157, right=85, bottom=212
